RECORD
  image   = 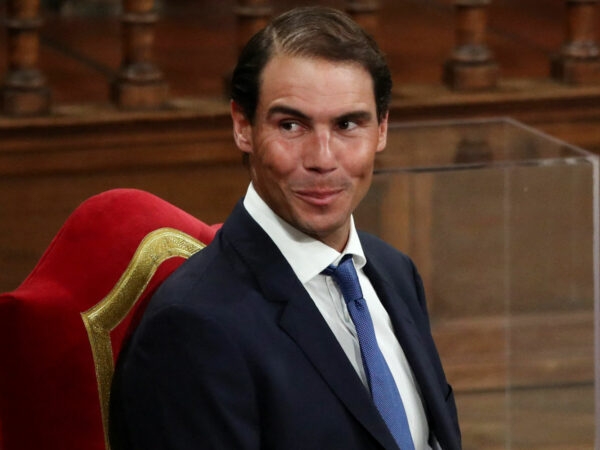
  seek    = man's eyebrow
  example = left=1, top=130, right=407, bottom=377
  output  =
left=267, top=105, right=310, bottom=121
left=267, top=106, right=374, bottom=124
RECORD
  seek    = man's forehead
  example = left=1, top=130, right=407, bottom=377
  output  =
left=257, top=54, right=376, bottom=117
left=260, top=53, right=370, bottom=83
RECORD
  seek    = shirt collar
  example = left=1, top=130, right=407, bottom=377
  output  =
left=243, top=183, right=366, bottom=283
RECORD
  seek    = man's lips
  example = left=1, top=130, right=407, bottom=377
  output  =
left=294, top=188, right=344, bottom=206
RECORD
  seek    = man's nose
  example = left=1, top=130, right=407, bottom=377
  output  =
left=304, top=129, right=337, bottom=173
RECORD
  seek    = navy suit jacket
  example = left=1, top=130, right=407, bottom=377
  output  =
left=110, top=201, right=461, bottom=450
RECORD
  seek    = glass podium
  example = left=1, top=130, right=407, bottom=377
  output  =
left=355, top=118, right=599, bottom=449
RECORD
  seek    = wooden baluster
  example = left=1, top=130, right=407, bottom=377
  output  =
left=2, top=0, right=50, bottom=116
left=233, top=0, right=272, bottom=56
left=345, top=0, right=380, bottom=36
left=551, top=0, right=600, bottom=84
left=225, top=0, right=272, bottom=94
left=443, top=0, right=498, bottom=91
left=111, top=0, right=167, bottom=109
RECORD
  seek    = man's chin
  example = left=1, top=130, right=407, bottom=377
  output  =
left=294, top=216, right=350, bottom=248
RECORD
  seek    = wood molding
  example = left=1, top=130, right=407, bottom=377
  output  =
left=2, top=78, right=600, bottom=177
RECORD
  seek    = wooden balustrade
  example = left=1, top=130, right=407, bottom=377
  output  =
left=111, top=0, right=167, bottom=109
left=3, top=1, right=600, bottom=116
left=551, top=0, right=600, bottom=84
left=443, top=0, right=498, bottom=91
left=1, top=0, right=50, bottom=116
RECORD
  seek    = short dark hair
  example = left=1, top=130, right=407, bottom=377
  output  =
left=230, top=6, right=392, bottom=124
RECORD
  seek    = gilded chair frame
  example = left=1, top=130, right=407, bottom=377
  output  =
left=81, top=227, right=205, bottom=450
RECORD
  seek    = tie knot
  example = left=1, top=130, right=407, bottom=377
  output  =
left=323, top=254, right=363, bottom=304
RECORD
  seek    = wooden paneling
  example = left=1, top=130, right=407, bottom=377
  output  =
left=0, top=101, right=249, bottom=292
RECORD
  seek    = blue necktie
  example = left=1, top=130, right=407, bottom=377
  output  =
left=323, top=255, right=415, bottom=450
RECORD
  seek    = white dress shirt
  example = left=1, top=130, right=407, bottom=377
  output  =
left=243, top=183, right=432, bottom=449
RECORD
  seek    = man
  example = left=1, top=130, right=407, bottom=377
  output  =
left=110, top=6, right=461, bottom=450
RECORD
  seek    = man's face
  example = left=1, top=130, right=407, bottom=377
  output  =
left=231, top=54, right=388, bottom=251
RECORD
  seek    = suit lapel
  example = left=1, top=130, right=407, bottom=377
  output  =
left=222, top=202, right=399, bottom=450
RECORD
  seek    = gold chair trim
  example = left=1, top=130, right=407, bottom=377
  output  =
left=81, top=227, right=205, bottom=450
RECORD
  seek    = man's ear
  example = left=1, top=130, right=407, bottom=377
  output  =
left=231, top=100, right=253, bottom=153
left=376, top=112, right=389, bottom=153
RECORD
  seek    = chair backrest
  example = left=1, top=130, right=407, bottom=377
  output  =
left=0, top=189, right=220, bottom=450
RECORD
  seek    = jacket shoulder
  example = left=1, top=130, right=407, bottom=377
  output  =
left=358, top=230, right=414, bottom=266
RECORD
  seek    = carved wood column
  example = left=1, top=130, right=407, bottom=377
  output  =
left=345, top=0, right=380, bottom=36
left=443, top=0, right=498, bottom=91
left=2, top=0, right=51, bottom=116
left=551, top=0, right=600, bottom=84
left=233, top=0, right=272, bottom=56
left=111, top=0, right=167, bottom=109
left=225, top=0, right=272, bottom=94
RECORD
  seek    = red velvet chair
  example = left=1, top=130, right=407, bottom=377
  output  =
left=0, top=189, right=221, bottom=450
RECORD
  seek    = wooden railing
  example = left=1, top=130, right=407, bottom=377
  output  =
left=2, top=0, right=599, bottom=117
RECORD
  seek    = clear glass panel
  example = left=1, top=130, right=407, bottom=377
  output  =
left=356, top=118, right=599, bottom=450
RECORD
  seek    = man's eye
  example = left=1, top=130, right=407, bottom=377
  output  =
left=338, top=120, right=358, bottom=131
left=280, top=121, right=301, bottom=132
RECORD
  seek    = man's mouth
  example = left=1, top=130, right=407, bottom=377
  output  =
left=294, top=188, right=343, bottom=207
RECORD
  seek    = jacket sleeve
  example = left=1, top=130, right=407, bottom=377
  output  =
left=109, top=304, right=260, bottom=450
